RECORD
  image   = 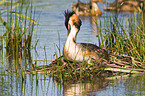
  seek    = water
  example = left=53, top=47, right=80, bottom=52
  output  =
left=0, top=0, right=145, bottom=96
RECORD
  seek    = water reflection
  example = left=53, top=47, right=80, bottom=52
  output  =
left=0, top=73, right=145, bottom=96
left=63, top=77, right=108, bottom=96
left=95, top=74, right=145, bottom=96
left=63, top=74, right=145, bottom=96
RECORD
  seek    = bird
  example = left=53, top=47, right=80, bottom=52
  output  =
left=104, top=0, right=144, bottom=12
left=63, top=10, right=109, bottom=63
left=71, top=0, right=107, bottom=16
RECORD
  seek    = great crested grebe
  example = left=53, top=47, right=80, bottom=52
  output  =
left=104, top=0, right=144, bottom=12
left=71, top=0, right=107, bottom=16
left=63, top=10, right=109, bottom=63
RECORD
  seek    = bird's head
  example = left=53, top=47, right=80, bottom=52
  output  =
left=64, top=10, right=82, bottom=35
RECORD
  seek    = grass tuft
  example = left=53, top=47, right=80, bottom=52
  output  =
left=0, top=0, right=38, bottom=79
left=96, top=13, right=145, bottom=65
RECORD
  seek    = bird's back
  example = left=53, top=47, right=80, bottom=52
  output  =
left=78, top=43, right=109, bottom=61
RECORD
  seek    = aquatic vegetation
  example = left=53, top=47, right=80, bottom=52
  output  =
left=27, top=53, right=144, bottom=81
left=96, top=13, right=145, bottom=65
left=0, top=0, right=38, bottom=79
left=27, top=56, right=109, bottom=81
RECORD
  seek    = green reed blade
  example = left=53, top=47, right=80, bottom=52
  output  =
left=11, top=12, right=39, bottom=25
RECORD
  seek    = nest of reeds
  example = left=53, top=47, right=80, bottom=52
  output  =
left=27, top=56, right=111, bottom=80
left=26, top=54, right=145, bottom=81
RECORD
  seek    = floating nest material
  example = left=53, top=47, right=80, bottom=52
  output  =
left=26, top=55, right=145, bottom=80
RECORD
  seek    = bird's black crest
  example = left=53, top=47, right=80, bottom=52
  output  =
left=64, top=10, right=75, bottom=29
left=64, top=10, right=82, bottom=30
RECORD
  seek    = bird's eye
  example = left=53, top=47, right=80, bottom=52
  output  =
left=74, top=20, right=81, bottom=29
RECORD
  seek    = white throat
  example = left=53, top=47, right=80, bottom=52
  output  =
left=66, top=25, right=78, bottom=43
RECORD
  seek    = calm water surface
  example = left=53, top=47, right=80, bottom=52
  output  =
left=0, top=0, right=145, bottom=96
